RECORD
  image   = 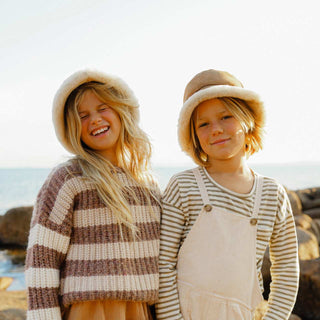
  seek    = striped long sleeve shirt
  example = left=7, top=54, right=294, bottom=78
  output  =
left=25, top=161, right=161, bottom=320
left=156, top=167, right=299, bottom=320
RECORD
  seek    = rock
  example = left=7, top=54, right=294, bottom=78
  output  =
left=0, top=277, right=13, bottom=290
left=0, top=290, right=27, bottom=311
left=295, top=214, right=313, bottom=230
left=0, top=309, right=26, bottom=320
left=296, top=227, right=319, bottom=260
left=287, top=190, right=303, bottom=215
left=293, top=258, right=320, bottom=320
left=304, top=207, right=320, bottom=219
left=314, top=219, right=320, bottom=243
left=295, top=214, right=320, bottom=245
left=5, top=250, right=27, bottom=265
left=296, top=187, right=320, bottom=211
left=0, top=206, right=33, bottom=247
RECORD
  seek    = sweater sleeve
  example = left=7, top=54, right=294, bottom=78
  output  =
left=263, top=185, right=299, bottom=320
left=25, top=165, right=75, bottom=320
left=155, top=175, right=185, bottom=320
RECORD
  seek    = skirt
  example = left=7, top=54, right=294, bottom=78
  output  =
left=63, top=300, right=154, bottom=320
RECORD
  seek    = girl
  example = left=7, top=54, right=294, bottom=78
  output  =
left=156, top=69, right=299, bottom=320
left=25, top=70, right=161, bottom=320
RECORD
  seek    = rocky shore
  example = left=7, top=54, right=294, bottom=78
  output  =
left=1, top=188, right=320, bottom=320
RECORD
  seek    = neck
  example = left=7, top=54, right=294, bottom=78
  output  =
left=96, top=150, right=118, bottom=166
left=205, top=155, right=254, bottom=194
left=206, top=154, right=249, bottom=175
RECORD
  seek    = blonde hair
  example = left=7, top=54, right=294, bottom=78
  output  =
left=190, top=97, right=264, bottom=166
left=64, top=81, right=156, bottom=236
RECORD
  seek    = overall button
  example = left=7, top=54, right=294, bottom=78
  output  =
left=250, top=218, right=258, bottom=226
left=204, top=204, right=212, bottom=212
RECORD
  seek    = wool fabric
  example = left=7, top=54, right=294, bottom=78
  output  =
left=25, top=161, right=161, bottom=320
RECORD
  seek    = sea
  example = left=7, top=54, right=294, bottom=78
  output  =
left=0, top=163, right=320, bottom=291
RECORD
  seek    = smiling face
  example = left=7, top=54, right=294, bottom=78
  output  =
left=193, top=98, right=246, bottom=163
left=77, top=90, right=121, bottom=164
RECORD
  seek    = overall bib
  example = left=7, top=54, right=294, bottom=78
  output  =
left=177, top=168, right=264, bottom=320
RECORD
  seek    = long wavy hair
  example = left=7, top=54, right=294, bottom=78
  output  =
left=190, top=97, right=264, bottom=166
left=64, top=81, right=156, bottom=236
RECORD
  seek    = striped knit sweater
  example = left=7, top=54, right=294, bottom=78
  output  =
left=25, top=161, right=161, bottom=320
left=156, top=167, right=299, bottom=320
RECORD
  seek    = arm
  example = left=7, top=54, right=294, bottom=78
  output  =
left=25, top=166, right=75, bottom=320
left=263, top=185, right=299, bottom=320
left=155, top=176, right=185, bottom=320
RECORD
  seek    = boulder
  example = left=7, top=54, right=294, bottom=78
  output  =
left=304, top=207, right=320, bottom=219
left=314, top=219, right=320, bottom=243
left=287, top=190, right=303, bottom=216
left=5, top=249, right=27, bottom=265
left=0, top=309, right=26, bottom=320
left=0, top=290, right=27, bottom=314
left=0, top=206, right=33, bottom=247
left=296, top=187, right=320, bottom=211
left=293, top=258, right=320, bottom=320
left=0, top=277, right=13, bottom=290
left=295, top=214, right=320, bottom=245
left=296, top=227, right=319, bottom=260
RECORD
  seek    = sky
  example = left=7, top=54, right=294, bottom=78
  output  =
left=1, top=0, right=320, bottom=168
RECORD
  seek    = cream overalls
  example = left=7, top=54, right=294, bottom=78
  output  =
left=177, top=168, right=264, bottom=320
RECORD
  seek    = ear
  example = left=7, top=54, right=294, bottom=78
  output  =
left=244, top=134, right=251, bottom=151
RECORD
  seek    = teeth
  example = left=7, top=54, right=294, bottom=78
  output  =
left=92, top=127, right=109, bottom=136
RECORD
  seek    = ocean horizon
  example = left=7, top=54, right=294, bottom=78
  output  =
left=1, top=162, right=320, bottom=216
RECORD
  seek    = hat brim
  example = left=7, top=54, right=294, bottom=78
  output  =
left=178, top=85, right=265, bottom=154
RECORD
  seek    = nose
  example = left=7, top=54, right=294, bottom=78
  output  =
left=210, top=121, right=223, bottom=135
left=90, top=112, right=102, bottom=125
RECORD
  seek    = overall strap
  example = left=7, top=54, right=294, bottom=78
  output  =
left=193, top=167, right=210, bottom=204
left=252, top=175, right=263, bottom=218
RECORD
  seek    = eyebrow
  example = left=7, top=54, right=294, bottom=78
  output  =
left=197, top=109, right=228, bottom=120
left=78, top=103, right=107, bottom=113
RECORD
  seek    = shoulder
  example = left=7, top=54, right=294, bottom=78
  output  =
left=148, top=177, right=162, bottom=201
left=256, top=173, right=287, bottom=195
left=256, top=173, right=291, bottom=215
left=163, top=167, right=198, bottom=198
left=167, top=167, right=198, bottom=186
left=41, top=160, right=83, bottom=194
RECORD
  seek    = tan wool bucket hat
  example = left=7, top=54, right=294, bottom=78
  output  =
left=52, top=69, right=139, bottom=154
left=178, top=69, right=265, bottom=156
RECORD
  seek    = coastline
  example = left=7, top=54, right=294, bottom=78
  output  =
left=0, top=290, right=27, bottom=320
left=1, top=167, right=320, bottom=319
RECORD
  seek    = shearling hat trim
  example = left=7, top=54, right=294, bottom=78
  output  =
left=178, top=69, right=265, bottom=155
left=52, top=69, right=139, bottom=154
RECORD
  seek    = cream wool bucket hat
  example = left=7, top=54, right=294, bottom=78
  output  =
left=178, top=69, right=265, bottom=156
left=52, top=69, right=139, bottom=154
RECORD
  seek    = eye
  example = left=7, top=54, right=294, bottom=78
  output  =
left=98, top=105, right=110, bottom=112
left=198, top=122, right=209, bottom=128
left=222, top=115, right=233, bottom=120
left=79, top=114, right=88, bottom=120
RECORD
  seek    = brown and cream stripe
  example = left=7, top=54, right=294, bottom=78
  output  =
left=25, top=161, right=161, bottom=320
